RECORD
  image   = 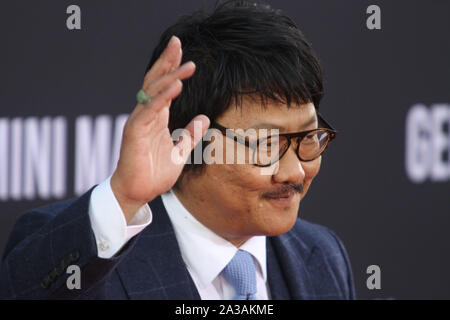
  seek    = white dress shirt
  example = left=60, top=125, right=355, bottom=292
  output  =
left=88, top=177, right=270, bottom=300
left=88, top=177, right=152, bottom=258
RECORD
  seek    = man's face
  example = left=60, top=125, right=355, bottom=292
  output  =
left=175, top=97, right=321, bottom=243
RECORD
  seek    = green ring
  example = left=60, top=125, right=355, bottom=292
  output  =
left=136, top=89, right=152, bottom=105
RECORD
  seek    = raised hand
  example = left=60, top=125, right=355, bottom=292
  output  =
left=110, top=36, right=210, bottom=223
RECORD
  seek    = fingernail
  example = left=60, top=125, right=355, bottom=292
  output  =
left=180, top=61, right=195, bottom=70
left=168, top=35, right=179, bottom=47
left=167, top=36, right=175, bottom=48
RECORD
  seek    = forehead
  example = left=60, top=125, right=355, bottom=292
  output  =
left=216, top=95, right=317, bottom=131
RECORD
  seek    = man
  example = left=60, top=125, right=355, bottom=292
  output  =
left=0, top=0, right=355, bottom=299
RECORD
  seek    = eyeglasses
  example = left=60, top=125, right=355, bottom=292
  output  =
left=209, top=114, right=337, bottom=167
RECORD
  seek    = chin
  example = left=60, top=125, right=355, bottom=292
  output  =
left=258, top=197, right=300, bottom=235
left=256, top=210, right=299, bottom=237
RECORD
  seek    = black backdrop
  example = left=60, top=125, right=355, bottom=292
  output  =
left=0, top=0, right=449, bottom=299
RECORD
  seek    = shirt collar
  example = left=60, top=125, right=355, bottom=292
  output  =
left=161, top=189, right=267, bottom=289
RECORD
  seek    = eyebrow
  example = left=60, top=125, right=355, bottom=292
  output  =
left=246, top=114, right=317, bottom=132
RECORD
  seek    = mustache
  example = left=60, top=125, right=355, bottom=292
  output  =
left=261, top=183, right=303, bottom=198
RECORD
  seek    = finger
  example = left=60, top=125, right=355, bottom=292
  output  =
left=153, top=106, right=170, bottom=131
left=135, top=79, right=183, bottom=125
left=131, top=75, right=183, bottom=126
left=173, top=115, right=210, bottom=163
left=143, top=36, right=182, bottom=85
left=144, top=61, right=195, bottom=97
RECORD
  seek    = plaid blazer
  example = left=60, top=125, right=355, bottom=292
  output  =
left=0, top=188, right=355, bottom=299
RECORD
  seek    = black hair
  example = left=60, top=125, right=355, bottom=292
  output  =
left=145, top=0, right=324, bottom=180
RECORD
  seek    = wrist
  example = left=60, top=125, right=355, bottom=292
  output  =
left=110, top=173, right=149, bottom=224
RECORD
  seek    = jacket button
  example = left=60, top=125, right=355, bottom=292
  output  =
left=62, top=255, right=71, bottom=268
left=41, top=276, right=51, bottom=289
left=48, top=268, right=58, bottom=282
left=69, top=250, right=80, bottom=262
left=55, top=260, right=65, bottom=276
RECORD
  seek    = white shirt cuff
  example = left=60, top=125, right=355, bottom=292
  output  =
left=88, top=176, right=152, bottom=259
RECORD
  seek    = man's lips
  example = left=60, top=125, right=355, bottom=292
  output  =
left=262, top=191, right=298, bottom=208
left=262, top=190, right=296, bottom=200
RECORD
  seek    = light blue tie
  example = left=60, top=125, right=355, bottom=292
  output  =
left=222, top=249, right=258, bottom=300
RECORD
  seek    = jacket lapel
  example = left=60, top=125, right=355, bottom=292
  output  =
left=116, top=196, right=200, bottom=300
left=267, top=237, right=291, bottom=299
left=268, top=232, right=316, bottom=299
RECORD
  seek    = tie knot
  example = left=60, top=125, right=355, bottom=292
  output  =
left=222, top=250, right=257, bottom=300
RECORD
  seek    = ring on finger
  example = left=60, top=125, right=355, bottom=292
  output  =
left=136, top=89, right=152, bottom=105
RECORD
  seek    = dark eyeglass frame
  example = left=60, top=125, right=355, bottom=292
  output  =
left=209, top=113, right=337, bottom=167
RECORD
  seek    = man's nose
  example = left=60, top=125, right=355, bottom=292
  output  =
left=272, top=145, right=305, bottom=185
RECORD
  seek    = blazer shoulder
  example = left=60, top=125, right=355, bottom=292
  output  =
left=3, top=191, right=92, bottom=260
left=13, top=197, right=80, bottom=231
left=26, top=198, right=76, bottom=217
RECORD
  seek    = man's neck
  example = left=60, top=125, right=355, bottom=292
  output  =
left=171, top=187, right=251, bottom=247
